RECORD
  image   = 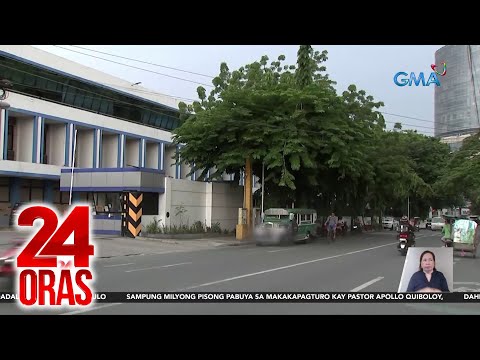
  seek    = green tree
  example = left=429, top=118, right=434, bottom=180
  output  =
left=172, top=46, right=394, bottom=219
left=173, top=46, right=338, bottom=190
left=434, top=132, right=480, bottom=212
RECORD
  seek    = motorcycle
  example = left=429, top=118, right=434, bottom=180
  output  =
left=442, top=239, right=453, bottom=247
left=351, top=219, right=362, bottom=233
left=442, top=238, right=453, bottom=247
left=397, top=224, right=415, bottom=256
left=413, top=217, right=421, bottom=232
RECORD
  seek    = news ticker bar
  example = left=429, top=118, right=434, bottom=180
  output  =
left=1, top=292, right=480, bottom=303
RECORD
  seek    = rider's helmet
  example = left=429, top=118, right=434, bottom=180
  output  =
left=401, top=215, right=408, bottom=222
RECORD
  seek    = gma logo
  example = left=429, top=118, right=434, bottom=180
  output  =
left=394, top=72, right=440, bottom=87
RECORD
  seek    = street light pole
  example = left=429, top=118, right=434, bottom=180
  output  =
left=407, top=196, right=410, bottom=219
left=69, top=129, right=78, bottom=206
left=261, top=160, right=265, bottom=223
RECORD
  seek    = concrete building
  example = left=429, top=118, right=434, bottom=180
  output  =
left=435, top=45, right=480, bottom=150
left=0, top=45, right=257, bottom=234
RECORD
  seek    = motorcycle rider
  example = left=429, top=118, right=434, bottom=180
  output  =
left=399, top=215, right=415, bottom=237
left=441, top=218, right=453, bottom=246
left=397, top=215, right=416, bottom=253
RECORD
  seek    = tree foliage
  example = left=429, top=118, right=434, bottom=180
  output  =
left=172, top=45, right=456, bottom=217
left=434, top=132, right=480, bottom=213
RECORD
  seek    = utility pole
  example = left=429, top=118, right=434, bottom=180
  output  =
left=245, top=156, right=253, bottom=234
left=407, top=196, right=410, bottom=219
left=261, top=160, right=265, bottom=223
left=237, top=156, right=253, bottom=240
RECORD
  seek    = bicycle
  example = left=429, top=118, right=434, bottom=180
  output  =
left=327, top=226, right=336, bottom=243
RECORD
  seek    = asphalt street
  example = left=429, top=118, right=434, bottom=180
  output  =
left=1, top=229, right=479, bottom=315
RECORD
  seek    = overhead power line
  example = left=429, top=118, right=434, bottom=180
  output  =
left=4, top=57, right=471, bottom=135
left=47, top=46, right=445, bottom=130
left=52, top=45, right=214, bottom=88
left=3, top=77, right=444, bottom=135
left=68, top=45, right=215, bottom=79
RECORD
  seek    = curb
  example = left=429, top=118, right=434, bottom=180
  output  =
left=135, top=236, right=239, bottom=244
left=97, top=253, right=144, bottom=259
left=141, top=233, right=235, bottom=240
left=225, top=241, right=256, bottom=246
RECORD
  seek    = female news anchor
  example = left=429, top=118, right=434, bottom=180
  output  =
left=406, top=250, right=450, bottom=292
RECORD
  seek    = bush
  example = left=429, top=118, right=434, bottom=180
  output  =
left=211, top=222, right=222, bottom=233
left=146, top=218, right=230, bottom=235
left=192, top=221, right=205, bottom=233
left=146, top=217, right=161, bottom=234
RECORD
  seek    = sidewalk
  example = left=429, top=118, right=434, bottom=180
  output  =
left=94, top=228, right=391, bottom=259
left=93, top=234, right=255, bottom=259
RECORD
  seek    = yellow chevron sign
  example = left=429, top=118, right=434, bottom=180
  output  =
left=128, top=207, right=142, bottom=222
left=129, top=193, right=143, bottom=208
left=128, top=222, right=142, bottom=237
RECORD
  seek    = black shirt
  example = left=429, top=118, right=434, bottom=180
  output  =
left=406, top=270, right=450, bottom=292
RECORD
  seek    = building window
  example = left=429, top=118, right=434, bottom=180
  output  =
left=7, top=125, right=13, bottom=151
left=142, top=193, right=159, bottom=215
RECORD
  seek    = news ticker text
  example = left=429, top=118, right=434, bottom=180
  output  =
left=1, top=292, right=479, bottom=304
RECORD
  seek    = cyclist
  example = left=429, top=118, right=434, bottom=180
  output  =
left=325, top=212, right=338, bottom=241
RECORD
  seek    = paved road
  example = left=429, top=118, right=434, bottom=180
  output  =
left=1, top=229, right=479, bottom=315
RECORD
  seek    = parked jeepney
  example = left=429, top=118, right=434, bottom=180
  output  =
left=254, top=208, right=318, bottom=246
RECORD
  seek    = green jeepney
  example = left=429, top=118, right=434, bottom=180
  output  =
left=256, top=208, right=318, bottom=245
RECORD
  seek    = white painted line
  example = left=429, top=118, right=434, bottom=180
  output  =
left=57, top=241, right=397, bottom=315
left=60, top=303, right=122, bottom=315
left=350, top=277, right=384, bottom=292
left=185, top=242, right=397, bottom=290
left=104, top=263, right=135, bottom=268
left=125, top=262, right=192, bottom=273
left=125, top=266, right=162, bottom=272
left=162, top=262, right=192, bottom=268
left=267, top=249, right=293, bottom=253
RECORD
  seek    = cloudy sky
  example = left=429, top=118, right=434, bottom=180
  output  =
left=34, top=45, right=443, bottom=136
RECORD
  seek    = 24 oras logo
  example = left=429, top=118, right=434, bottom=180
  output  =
left=394, top=62, right=447, bottom=87
left=14, top=204, right=95, bottom=309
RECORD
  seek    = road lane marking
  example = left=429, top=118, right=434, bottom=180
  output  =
left=267, top=249, right=293, bottom=253
left=453, top=258, right=464, bottom=265
left=185, top=242, right=398, bottom=290
left=61, top=303, right=122, bottom=315
left=162, top=262, right=192, bottom=268
left=125, top=262, right=192, bottom=273
left=104, top=263, right=135, bottom=268
left=350, top=277, right=384, bottom=292
left=59, top=240, right=396, bottom=315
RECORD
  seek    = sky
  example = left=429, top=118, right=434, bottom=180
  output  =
left=33, top=45, right=443, bottom=136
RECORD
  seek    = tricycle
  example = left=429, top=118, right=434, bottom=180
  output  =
left=452, top=218, right=479, bottom=258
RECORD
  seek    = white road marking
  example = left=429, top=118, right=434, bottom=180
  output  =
left=162, top=262, right=192, bottom=268
left=185, top=242, right=397, bottom=290
left=350, top=277, right=384, bottom=292
left=125, top=262, right=192, bottom=273
left=453, top=258, right=463, bottom=265
left=267, top=249, right=293, bottom=253
left=60, top=303, right=122, bottom=315
left=60, top=241, right=398, bottom=315
left=104, top=263, right=135, bottom=268
left=453, top=282, right=480, bottom=292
